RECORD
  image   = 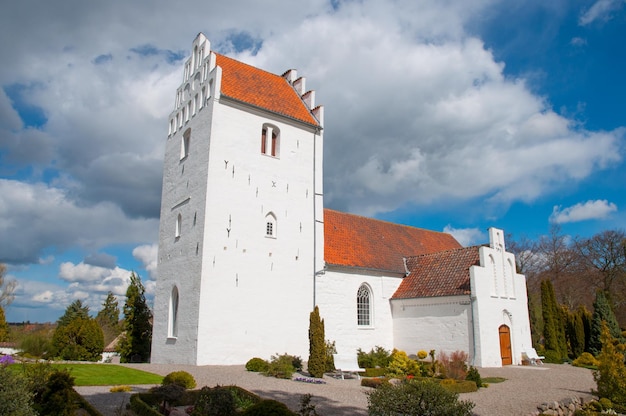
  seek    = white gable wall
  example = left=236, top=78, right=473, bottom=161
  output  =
left=470, top=228, right=533, bottom=367
left=391, top=296, right=472, bottom=358
left=316, top=269, right=400, bottom=356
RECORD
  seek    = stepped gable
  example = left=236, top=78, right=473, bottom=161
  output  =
left=215, top=53, right=319, bottom=126
left=324, top=209, right=462, bottom=274
left=392, top=246, right=480, bottom=299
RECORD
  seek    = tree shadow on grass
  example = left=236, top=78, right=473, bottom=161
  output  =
left=250, top=388, right=368, bottom=416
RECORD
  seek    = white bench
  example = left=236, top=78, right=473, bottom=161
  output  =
left=523, top=348, right=545, bottom=365
left=333, top=353, right=365, bottom=379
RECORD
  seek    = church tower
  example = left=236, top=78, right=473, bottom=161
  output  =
left=151, top=33, right=324, bottom=365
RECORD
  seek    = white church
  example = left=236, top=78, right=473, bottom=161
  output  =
left=150, top=33, right=533, bottom=368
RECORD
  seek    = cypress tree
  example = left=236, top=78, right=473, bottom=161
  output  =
left=590, top=290, right=623, bottom=356
left=541, top=280, right=559, bottom=354
left=308, top=306, right=326, bottom=378
left=565, top=306, right=585, bottom=358
left=118, top=272, right=152, bottom=363
left=578, top=305, right=593, bottom=354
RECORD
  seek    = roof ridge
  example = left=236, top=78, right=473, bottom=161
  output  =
left=215, top=52, right=287, bottom=82
left=406, top=245, right=480, bottom=260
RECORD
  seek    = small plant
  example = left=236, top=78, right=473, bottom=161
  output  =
left=265, top=353, right=296, bottom=379
left=242, top=399, right=296, bottom=415
left=573, top=352, right=600, bottom=368
left=417, top=350, right=428, bottom=360
left=387, top=349, right=422, bottom=378
left=438, top=350, right=469, bottom=380
left=325, top=340, right=337, bottom=372
left=245, top=357, right=269, bottom=372
left=298, top=394, right=319, bottom=416
left=361, top=377, right=390, bottom=388
left=465, top=366, right=483, bottom=388
left=192, top=385, right=236, bottom=416
left=162, top=370, right=197, bottom=389
left=151, top=383, right=185, bottom=414
left=367, top=379, right=474, bottom=416
left=357, top=346, right=391, bottom=368
left=110, top=385, right=132, bottom=393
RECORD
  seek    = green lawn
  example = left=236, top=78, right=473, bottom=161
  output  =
left=51, top=364, right=163, bottom=386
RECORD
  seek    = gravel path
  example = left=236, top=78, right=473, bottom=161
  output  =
left=75, top=363, right=596, bottom=416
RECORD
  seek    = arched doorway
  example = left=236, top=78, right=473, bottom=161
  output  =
left=499, top=325, right=512, bottom=365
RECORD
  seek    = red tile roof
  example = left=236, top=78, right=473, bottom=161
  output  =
left=324, top=209, right=462, bottom=274
left=392, top=247, right=480, bottom=299
left=215, top=54, right=319, bottom=126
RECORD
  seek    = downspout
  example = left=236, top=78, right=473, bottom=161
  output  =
left=470, top=294, right=478, bottom=366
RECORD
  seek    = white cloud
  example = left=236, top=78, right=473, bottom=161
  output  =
left=133, top=244, right=159, bottom=280
left=579, top=0, right=626, bottom=25
left=550, top=200, right=618, bottom=223
left=443, top=225, right=486, bottom=247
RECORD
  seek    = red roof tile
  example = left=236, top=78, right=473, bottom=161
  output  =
left=392, top=247, right=481, bottom=299
left=324, top=209, right=462, bottom=273
left=215, top=54, right=319, bottom=126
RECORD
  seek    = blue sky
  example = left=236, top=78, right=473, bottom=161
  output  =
left=1, top=0, right=625, bottom=323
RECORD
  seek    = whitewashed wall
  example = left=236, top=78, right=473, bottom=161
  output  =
left=316, top=269, right=401, bottom=356
left=391, top=296, right=472, bottom=358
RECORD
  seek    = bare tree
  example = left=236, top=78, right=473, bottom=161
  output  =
left=0, top=263, right=17, bottom=307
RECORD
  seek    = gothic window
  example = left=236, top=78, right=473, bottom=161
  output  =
left=265, top=212, right=277, bottom=238
left=168, top=286, right=179, bottom=338
left=261, top=125, right=280, bottom=157
left=175, top=213, right=182, bottom=239
left=181, top=129, right=191, bottom=160
left=357, top=284, right=372, bottom=326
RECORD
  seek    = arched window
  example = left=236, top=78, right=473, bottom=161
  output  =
left=181, top=129, right=191, bottom=160
left=357, top=284, right=372, bottom=326
left=265, top=212, right=277, bottom=238
left=168, top=286, right=179, bottom=338
left=261, top=124, right=280, bottom=157
left=175, top=213, right=182, bottom=238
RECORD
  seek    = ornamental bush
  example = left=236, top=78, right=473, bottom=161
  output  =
left=0, top=365, right=37, bottom=416
left=245, top=357, right=269, bottom=372
left=265, top=353, right=297, bottom=379
left=162, top=370, right=196, bottom=389
left=308, top=306, right=326, bottom=378
left=358, top=346, right=391, bottom=368
left=593, top=322, right=626, bottom=407
left=387, top=349, right=422, bottom=378
left=573, top=352, right=600, bottom=368
left=465, top=366, right=483, bottom=388
left=192, top=386, right=236, bottom=416
left=367, top=379, right=474, bottom=416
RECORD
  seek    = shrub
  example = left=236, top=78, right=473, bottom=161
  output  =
left=573, top=352, right=600, bottom=368
left=367, top=379, right=474, bottom=416
left=308, top=306, right=326, bottom=378
left=151, top=383, right=186, bottom=413
left=0, top=365, right=37, bottom=416
left=417, top=350, right=428, bottom=360
left=363, top=367, right=387, bottom=377
left=242, top=399, right=296, bottom=415
left=440, top=380, right=479, bottom=394
left=19, top=333, right=52, bottom=358
left=543, top=349, right=564, bottom=364
left=325, top=339, right=336, bottom=372
left=593, top=322, right=626, bottom=407
left=110, top=385, right=132, bottom=392
left=361, top=377, right=390, bottom=388
left=192, top=385, right=236, bottom=416
left=51, top=317, right=104, bottom=361
left=36, top=369, right=77, bottom=416
left=438, top=350, right=469, bottom=380
left=130, top=393, right=162, bottom=416
left=265, top=353, right=296, bottom=379
left=162, top=370, right=197, bottom=389
left=358, top=346, right=391, bottom=368
left=465, top=366, right=483, bottom=388
left=246, top=357, right=269, bottom=372
left=21, top=360, right=54, bottom=404
left=387, top=349, right=422, bottom=378
left=298, top=394, right=319, bottom=416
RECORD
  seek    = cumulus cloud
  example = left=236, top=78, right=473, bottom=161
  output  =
left=133, top=244, right=159, bottom=280
left=443, top=225, right=486, bottom=247
left=579, top=0, right=625, bottom=25
left=550, top=200, right=618, bottom=224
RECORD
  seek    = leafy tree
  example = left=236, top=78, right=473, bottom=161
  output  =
left=593, top=321, right=626, bottom=407
left=590, top=290, right=624, bottom=356
left=118, top=272, right=152, bottom=362
left=541, top=279, right=567, bottom=359
left=308, top=306, right=326, bottom=378
left=57, top=299, right=90, bottom=327
left=0, top=305, right=9, bottom=342
left=51, top=317, right=104, bottom=361
left=96, top=291, right=121, bottom=345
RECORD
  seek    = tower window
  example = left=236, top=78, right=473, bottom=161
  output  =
left=265, top=212, right=277, bottom=238
left=357, top=284, right=372, bottom=326
left=175, top=213, right=182, bottom=238
left=261, top=125, right=280, bottom=157
left=181, top=129, right=191, bottom=160
left=168, top=286, right=179, bottom=338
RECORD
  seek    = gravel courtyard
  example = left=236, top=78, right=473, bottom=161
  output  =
left=75, top=363, right=596, bottom=416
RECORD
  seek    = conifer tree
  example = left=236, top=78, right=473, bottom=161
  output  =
left=593, top=321, right=626, bottom=406
left=96, top=292, right=121, bottom=345
left=308, top=306, right=326, bottom=378
left=57, top=299, right=90, bottom=327
left=0, top=306, right=9, bottom=342
left=118, top=272, right=152, bottom=362
left=578, top=305, right=593, bottom=353
left=590, top=290, right=623, bottom=356
left=541, top=280, right=559, bottom=354
left=565, top=306, right=585, bottom=358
